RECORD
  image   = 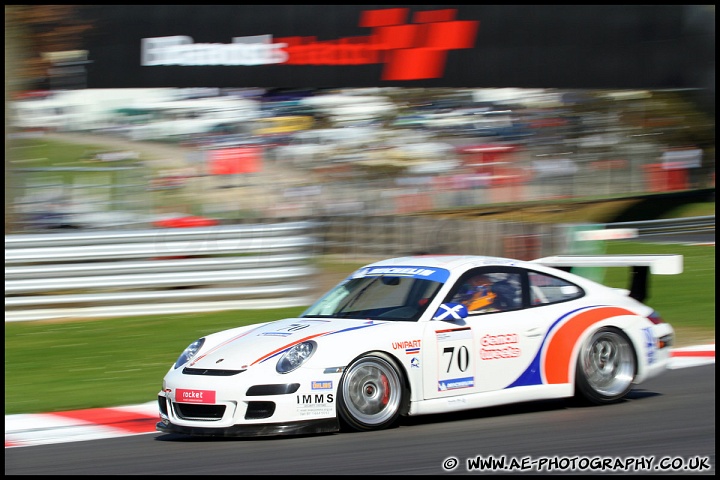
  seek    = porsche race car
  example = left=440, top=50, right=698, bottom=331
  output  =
left=157, top=253, right=680, bottom=437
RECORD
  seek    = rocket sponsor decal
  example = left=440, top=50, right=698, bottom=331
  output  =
left=176, top=389, right=216, bottom=404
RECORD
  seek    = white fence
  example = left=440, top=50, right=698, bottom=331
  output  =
left=3, top=217, right=563, bottom=322
left=6, top=221, right=319, bottom=322
left=8, top=216, right=709, bottom=322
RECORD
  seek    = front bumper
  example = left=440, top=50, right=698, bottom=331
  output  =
left=157, top=368, right=342, bottom=437
left=156, top=416, right=339, bottom=437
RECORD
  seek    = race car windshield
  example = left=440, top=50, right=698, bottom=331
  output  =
left=301, top=275, right=443, bottom=321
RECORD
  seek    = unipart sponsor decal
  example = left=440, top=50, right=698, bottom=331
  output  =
left=480, top=333, right=521, bottom=360
left=392, top=339, right=421, bottom=354
left=176, top=389, right=216, bottom=404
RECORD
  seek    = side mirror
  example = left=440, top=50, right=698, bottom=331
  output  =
left=433, top=303, right=468, bottom=321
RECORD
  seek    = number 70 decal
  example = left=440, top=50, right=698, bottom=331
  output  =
left=443, top=346, right=470, bottom=373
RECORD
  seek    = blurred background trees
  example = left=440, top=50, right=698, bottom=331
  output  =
left=5, top=5, right=94, bottom=233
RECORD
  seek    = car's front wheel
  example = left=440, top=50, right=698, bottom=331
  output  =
left=575, top=327, right=637, bottom=404
left=337, top=353, right=406, bottom=431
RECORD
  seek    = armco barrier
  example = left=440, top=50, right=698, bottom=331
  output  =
left=5, top=221, right=319, bottom=322
left=6, top=215, right=711, bottom=322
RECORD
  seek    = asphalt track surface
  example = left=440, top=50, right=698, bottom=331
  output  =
left=4, top=346, right=714, bottom=475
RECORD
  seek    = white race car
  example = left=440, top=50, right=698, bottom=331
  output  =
left=157, top=254, right=680, bottom=437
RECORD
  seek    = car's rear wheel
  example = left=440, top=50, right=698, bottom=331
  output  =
left=575, top=327, right=637, bottom=404
left=337, top=353, right=405, bottom=431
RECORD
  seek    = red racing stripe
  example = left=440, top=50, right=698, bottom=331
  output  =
left=250, top=331, right=330, bottom=366
left=543, top=306, right=635, bottom=384
left=53, top=407, right=159, bottom=434
left=671, top=350, right=715, bottom=358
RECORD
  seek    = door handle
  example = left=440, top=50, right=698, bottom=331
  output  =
left=524, top=327, right=543, bottom=338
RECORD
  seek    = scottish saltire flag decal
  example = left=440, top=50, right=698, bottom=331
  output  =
left=433, top=303, right=468, bottom=321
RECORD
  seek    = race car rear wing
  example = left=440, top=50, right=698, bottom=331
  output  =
left=530, top=254, right=683, bottom=302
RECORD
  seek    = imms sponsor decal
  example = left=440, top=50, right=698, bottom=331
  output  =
left=410, top=357, right=420, bottom=368
left=297, top=393, right=334, bottom=404
left=296, top=393, right=334, bottom=417
left=311, top=380, right=333, bottom=390
left=140, top=8, right=479, bottom=81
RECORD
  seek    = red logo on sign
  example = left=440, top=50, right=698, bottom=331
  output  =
left=277, top=8, right=479, bottom=80
left=209, top=146, right=263, bottom=175
left=176, top=389, right=216, bottom=404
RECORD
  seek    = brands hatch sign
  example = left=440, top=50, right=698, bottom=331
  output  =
left=140, top=8, right=478, bottom=81
left=80, top=5, right=707, bottom=90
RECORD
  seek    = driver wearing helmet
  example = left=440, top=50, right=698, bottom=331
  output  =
left=453, top=274, right=499, bottom=313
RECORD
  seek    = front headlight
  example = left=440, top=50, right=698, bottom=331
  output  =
left=276, top=341, right=317, bottom=374
left=174, top=338, right=205, bottom=369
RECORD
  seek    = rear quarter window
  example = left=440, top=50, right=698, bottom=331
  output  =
left=528, top=271, right=583, bottom=305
